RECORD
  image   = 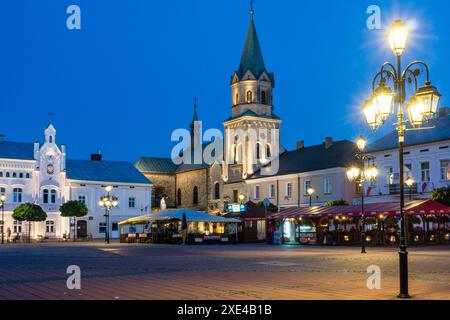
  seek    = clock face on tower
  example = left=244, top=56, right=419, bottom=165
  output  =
left=47, top=164, right=54, bottom=175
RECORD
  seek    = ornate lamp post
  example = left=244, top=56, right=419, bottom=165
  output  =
left=363, top=19, right=442, bottom=298
left=346, top=136, right=378, bottom=254
left=98, top=186, right=119, bottom=244
left=307, top=186, right=315, bottom=207
left=0, top=194, right=6, bottom=244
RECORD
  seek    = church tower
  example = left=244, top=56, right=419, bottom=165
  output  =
left=222, top=8, right=281, bottom=182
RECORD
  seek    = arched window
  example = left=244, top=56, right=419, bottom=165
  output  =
left=51, top=190, right=57, bottom=204
left=214, top=183, right=220, bottom=200
left=235, top=92, right=239, bottom=105
left=193, top=186, right=199, bottom=205
left=256, top=143, right=261, bottom=160
left=19, top=173, right=23, bottom=178
left=266, top=145, right=272, bottom=158
left=232, top=144, right=237, bottom=164
left=177, top=189, right=182, bottom=206
left=246, top=90, right=253, bottom=103
left=5, top=172, right=9, bottom=178
left=26, top=173, right=30, bottom=179
left=261, top=90, right=267, bottom=104
left=12, top=173, right=16, bottom=178
left=43, top=189, right=49, bottom=204
left=49, top=136, right=53, bottom=143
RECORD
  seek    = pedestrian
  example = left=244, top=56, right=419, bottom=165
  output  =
left=6, top=227, right=11, bottom=243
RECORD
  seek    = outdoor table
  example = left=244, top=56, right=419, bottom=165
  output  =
left=126, top=233, right=137, bottom=243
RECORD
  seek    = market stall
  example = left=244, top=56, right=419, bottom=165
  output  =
left=118, top=209, right=240, bottom=244
left=268, top=200, right=450, bottom=246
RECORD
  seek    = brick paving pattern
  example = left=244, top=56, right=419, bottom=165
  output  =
left=0, top=242, right=448, bottom=300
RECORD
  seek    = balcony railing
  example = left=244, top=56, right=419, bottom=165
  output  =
left=389, top=183, right=418, bottom=195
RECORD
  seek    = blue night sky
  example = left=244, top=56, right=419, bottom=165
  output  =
left=0, top=0, right=449, bottom=162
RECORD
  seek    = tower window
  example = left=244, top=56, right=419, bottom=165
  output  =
left=246, top=91, right=253, bottom=103
left=214, top=183, right=220, bottom=200
left=43, top=189, right=49, bottom=204
left=261, top=91, right=267, bottom=104
left=235, top=92, right=239, bottom=105
left=49, top=136, right=53, bottom=143
left=256, top=143, right=261, bottom=160
left=193, top=186, right=199, bottom=205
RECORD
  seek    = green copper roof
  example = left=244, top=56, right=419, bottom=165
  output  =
left=236, top=17, right=266, bottom=79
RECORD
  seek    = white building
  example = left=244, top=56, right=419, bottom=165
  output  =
left=0, top=124, right=152, bottom=240
left=363, top=110, right=450, bottom=203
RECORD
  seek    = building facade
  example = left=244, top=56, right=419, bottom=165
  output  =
left=363, top=111, right=450, bottom=204
left=0, top=125, right=152, bottom=240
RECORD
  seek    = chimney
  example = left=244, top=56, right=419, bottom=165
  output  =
left=324, top=137, right=333, bottom=149
left=296, top=140, right=305, bottom=150
left=91, top=151, right=102, bottom=161
left=439, top=107, right=450, bottom=118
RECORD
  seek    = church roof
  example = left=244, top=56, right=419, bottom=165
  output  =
left=366, top=115, right=450, bottom=153
left=248, top=140, right=357, bottom=180
left=134, top=157, right=180, bottom=174
left=235, top=17, right=268, bottom=80
left=66, top=159, right=151, bottom=184
left=0, top=141, right=35, bottom=160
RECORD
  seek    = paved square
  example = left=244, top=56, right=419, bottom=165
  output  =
left=0, top=242, right=448, bottom=300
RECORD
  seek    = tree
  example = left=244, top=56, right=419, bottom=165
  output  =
left=432, top=187, right=450, bottom=206
left=324, top=199, right=348, bottom=207
left=60, top=201, right=88, bottom=241
left=13, top=203, right=47, bottom=243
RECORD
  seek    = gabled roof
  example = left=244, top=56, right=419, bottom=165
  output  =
left=248, top=140, right=357, bottom=180
left=0, top=141, right=35, bottom=160
left=66, top=159, right=151, bottom=184
left=366, top=115, right=450, bottom=153
left=234, top=17, right=272, bottom=82
left=134, top=157, right=179, bottom=174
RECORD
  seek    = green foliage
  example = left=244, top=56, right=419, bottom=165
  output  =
left=60, top=200, right=88, bottom=218
left=12, top=203, right=47, bottom=222
left=385, top=216, right=398, bottom=227
left=324, top=199, right=348, bottom=207
left=432, top=187, right=450, bottom=206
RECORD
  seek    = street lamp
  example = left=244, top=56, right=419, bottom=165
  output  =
left=363, top=19, right=442, bottom=298
left=98, top=186, right=119, bottom=244
left=0, top=194, right=6, bottom=245
left=239, top=194, right=245, bottom=204
left=307, top=186, right=315, bottom=207
left=346, top=136, right=378, bottom=254
left=405, top=177, right=415, bottom=201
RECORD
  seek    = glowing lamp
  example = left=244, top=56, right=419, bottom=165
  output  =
left=0, top=194, right=6, bottom=202
left=406, top=97, right=425, bottom=128
left=415, top=82, right=441, bottom=121
left=364, top=165, right=378, bottom=181
left=307, top=186, right=315, bottom=196
left=356, top=136, right=366, bottom=152
left=373, top=84, right=394, bottom=122
left=362, top=99, right=383, bottom=132
left=405, top=177, right=414, bottom=187
left=388, top=19, right=409, bottom=57
left=346, top=167, right=360, bottom=182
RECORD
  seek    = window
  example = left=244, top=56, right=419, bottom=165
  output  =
left=254, top=185, right=260, bottom=200
left=266, top=145, right=271, bottom=158
left=112, top=223, right=118, bottom=232
left=46, top=220, right=55, bottom=233
left=235, top=92, right=239, bottom=105
left=0, top=187, right=5, bottom=195
left=261, top=90, right=267, bottom=104
left=43, top=189, right=49, bottom=204
left=324, top=177, right=332, bottom=194
left=19, top=173, right=23, bottom=178
left=99, top=222, right=107, bottom=234
left=128, top=197, right=136, bottom=208
left=214, top=183, right=220, bottom=200
left=177, top=189, right=182, bottom=206
left=5, top=172, right=9, bottom=178
left=193, top=186, right=199, bottom=205
left=246, top=90, right=253, bottom=103
left=269, top=184, right=275, bottom=198
left=13, top=220, right=22, bottom=233
left=78, top=196, right=86, bottom=205
left=49, top=136, right=53, bottom=143
left=26, top=173, right=30, bottom=179
left=50, top=190, right=56, bottom=204
left=13, top=188, right=22, bottom=203
left=232, top=190, right=238, bottom=203
left=12, top=173, right=16, bottom=178
left=304, top=180, right=311, bottom=196
left=421, top=162, right=430, bottom=182
left=0, top=172, right=3, bottom=177
left=256, top=143, right=261, bottom=160
left=440, top=160, right=450, bottom=181
left=286, top=182, right=292, bottom=198
left=385, top=166, right=393, bottom=185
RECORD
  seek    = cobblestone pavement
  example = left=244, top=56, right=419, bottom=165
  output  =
left=0, top=242, right=448, bottom=300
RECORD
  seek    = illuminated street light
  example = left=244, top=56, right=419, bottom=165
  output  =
left=99, top=186, right=119, bottom=244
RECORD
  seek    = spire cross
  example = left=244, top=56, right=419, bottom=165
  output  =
left=249, top=0, right=255, bottom=16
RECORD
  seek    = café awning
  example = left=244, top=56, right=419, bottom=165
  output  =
left=118, top=208, right=240, bottom=226
left=268, top=200, right=450, bottom=220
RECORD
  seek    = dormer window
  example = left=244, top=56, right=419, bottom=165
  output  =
left=261, top=91, right=267, bottom=104
left=246, top=91, right=253, bottom=103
